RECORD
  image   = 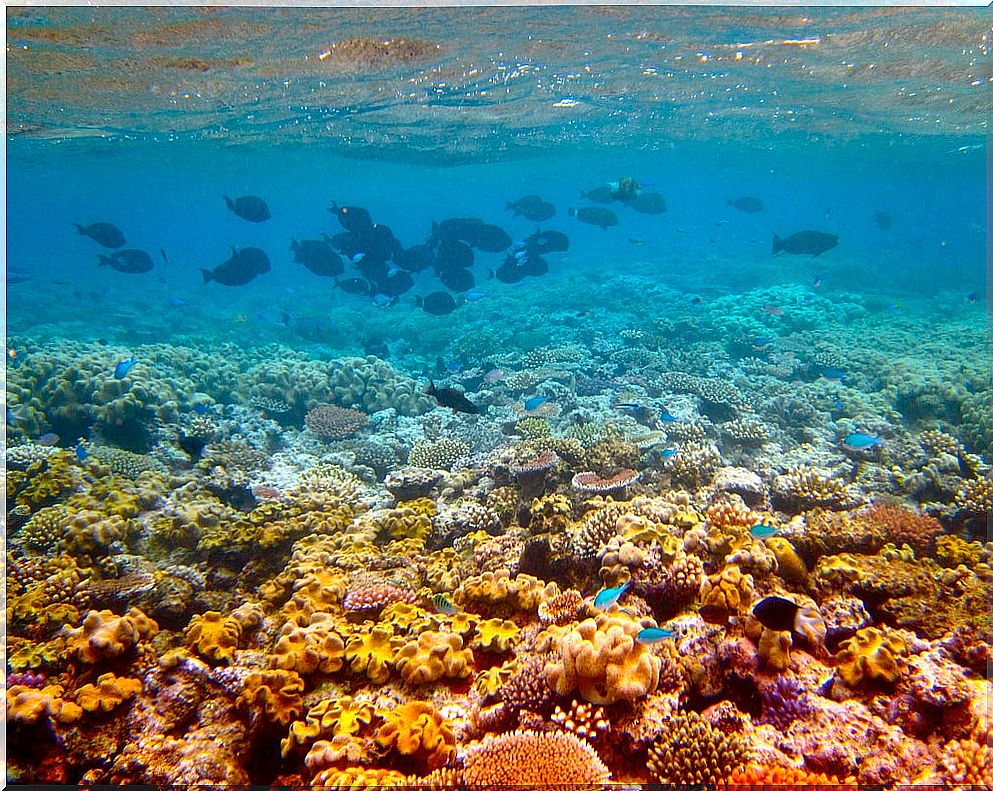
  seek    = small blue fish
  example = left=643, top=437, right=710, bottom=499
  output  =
left=371, top=293, right=397, bottom=308
left=593, top=581, right=629, bottom=609
left=967, top=291, right=977, bottom=304
left=660, top=449, right=678, bottom=459
left=351, top=253, right=366, bottom=263
left=659, top=412, right=679, bottom=423
left=812, top=273, right=824, bottom=288
left=832, top=400, right=845, bottom=410
left=821, top=367, right=846, bottom=383
left=842, top=432, right=882, bottom=451
left=75, top=441, right=89, bottom=462
left=464, top=290, right=488, bottom=302
left=752, top=336, right=774, bottom=351
left=636, top=627, right=676, bottom=644
left=749, top=523, right=779, bottom=540
left=114, top=358, right=137, bottom=379
left=193, top=403, right=212, bottom=416
left=168, top=296, right=188, bottom=307
left=432, top=593, right=457, bottom=615
left=524, top=396, right=549, bottom=412
left=444, top=360, right=462, bottom=374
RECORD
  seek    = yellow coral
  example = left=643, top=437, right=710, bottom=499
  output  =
left=542, top=610, right=662, bottom=704
left=62, top=607, right=159, bottom=663
left=344, top=624, right=401, bottom=684
left=270, top=611, right=345, bottom=675
left=455, top=570, right=558, bottom=614
left=312, top=766, right=407, bottom=789
left=381, top=498, right=437, bottom=541
left=835, top=626, right=908, bottom=686
left=474, top=663, right=513, bottom=699
left=282, top=695, right=376, bottom=758
left=471, top=618, right=520, bottom=652
left=184, top=611, right=243, bottom=664
left=374, top=701, right=456, bottom=772
left=395, top=630, right=473, bottom=686
left=74, top=672, right=142, bottom=713
left=765, top=536, right=808, bottom=585
left=757, top=628, right=792, bottom=671
left=6, top=683, right=83, bottom=724
left=239, top=669, right=305, bottom=726
left=700, top=564, right=754, bottom=615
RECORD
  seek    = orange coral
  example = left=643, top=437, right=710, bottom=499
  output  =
left=729, top=764, right=858, bottom=786
left=312, top=766, right=407, bottom=789
left=395, top=630, right=473, bottom=686
left=239, top=669, right=305, bottom=726
left=862, top=503, right=942, bottom=553
left=461, top=730, right=610, bottom=789
left=374, top=701, right=456, bottom=772
left=62, top=607, right=159, bottom=663
left=6, top=683, right=83, bottom=724
left=74, top=672, right=142, bottom=713
left=270, top=611, right=345, bottom=675
left=470, top=618, right=520, bottom=652
left=184, top=611, right=243, bottom=664
left=344, top=624, right=401, bottom=684
left=939, top=738, right=992, bottom=784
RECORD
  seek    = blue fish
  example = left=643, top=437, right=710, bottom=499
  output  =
left=821, top=367, right=846, bottom=382
left=752, top=337, right=774, bottom=350
left=593, top=581, right=629, bottom=609
left=749, top=523, right=779, bottom=540
left=444, top=360, right=462, bottom=374
left=168, top=296, right=188, bottom=307
left=524, top=396, right=549, bottom=412
left=831, top=400, right=845, bottom=411
left=660, top=412, right=679, bottom=423
left=193, top=403, right=212, bottom=416
left=843, top=432, right=882, bottom=451
left=75, top=441, right=89, bottom=461
left=464, top=290, right=488, bottom=302
left=371, top=293, right=397, bottom=308
left=114, top=358, right=137, bottom=379
left=660, top=449, right=678, bottom=459
left=351, top=253, right=366, bottom=263
left=812, top=273, right=824, bottom=288
left=636, top=627, right=676, bottom=644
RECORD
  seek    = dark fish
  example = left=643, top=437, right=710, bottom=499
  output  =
left=772, top=231, right=839, bottom=257
left=727, top=196, right=764, bottom=213
left=395, top=244, right=435, bottom=272
left=335, top=277, right=372, bottom=295
left=439, top=266, right=475, bottom=292
left=73, top=222, right=125, bottom=249
left=507, top=195, right=556, bottom=222
left=629, top=192, right=667, bottom=214
left=379, top=269, right=415, bottom=297
left=525, top=229, right=570, bottom=254
left=967, top=291, right=978, bottom=304
left=474, top=224, right=513, bottom=253
left=518, top=254, right=548, bottom=277
left=356, top=256, right=390, bottom=284
left=569, top=206, right=618, bottom=229
left=874, top=210, right=892, bottom=230
left=7, top=270, right=31, bottom=285
left=37, top=432, right=60, bottom=447
left=329, top=202, right=373, bottom=234
left=436, top=239, right=475, bottom=269
left=224, top=195, right=270, bottom=223
left=752, top=596, right=800, bottom=633
left=581, top=186, right=614, bottom=203
left=494, top=260, right=528, bottom=284
left=426, top=380, right=480, bottom=414
left=609, top=177, right=641, bottom=202
left=326, top=231, right=367, bottom=259
left=417, top=291, right=459, bottom=315
left=200, top=247, right=271, bottom=286
left=98, top=249, right=154, bottom=274
left=365, top=224, right=403, bottom=261
left=699, top=604, right=730, bottom=625
left=433, top=217, right=484, bottom=246
left=291, top=239, right=344, bottom=277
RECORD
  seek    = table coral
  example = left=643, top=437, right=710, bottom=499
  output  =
left=835, top=627, right=908, bottom=686
left=542, top=610, right=662, bottom=704
left=374, top=700, right=456, bottom=772
left=395, top=630, right=473, bottom=685
left=461, top=730, right=610, bottom=789
left=62, top=607, right=159, bottom=663
left=646, top=710, right=749, bottom=783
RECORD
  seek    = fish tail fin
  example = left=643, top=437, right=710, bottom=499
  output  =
left=290, top=238, right=299, bottom=251
left=199, top=269, right=214, bottom=284
left=415, top=295, right=423, bottom=307
left=223, top=195, right=234, bottom=211
left=426, top=380, right=436, bottom=395
left=568, top=208, right=576, bottom=217
left=97, top=255, right=110, bottom=267
left=72, top=223, right=86, bottom=235
left=772, top=234, right=782, bottom=255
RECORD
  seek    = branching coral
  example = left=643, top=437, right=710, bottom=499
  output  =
left=461, top=730, right=610, bottom=789
left=646, top=710, right=749, bottom=783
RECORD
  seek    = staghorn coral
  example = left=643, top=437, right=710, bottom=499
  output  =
left=542, top=610, right=662, bottom=705
left=646, top=710, right=749, bottom=783
left=461, top=730, right=610, bottom=789
left=62, top=607, right=159, bottom=663
left=304, top=404, right=369, bottom=439
left=395, top=630, right=473, bottom=685
left=18, top=504, right=74, bottom=551
left=374, top=701, right=456, bottom=772
left=835, top=626, right=909, bottom=686
left=954, top=477, right=993, bottom=514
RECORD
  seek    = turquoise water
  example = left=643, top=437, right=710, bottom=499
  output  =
left=5, top=6, right=992, bottom=788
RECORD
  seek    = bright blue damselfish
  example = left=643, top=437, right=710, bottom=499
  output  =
left=843, top=433, right=882, bottom=450
left=636, top=627, right=676, bottom=644
left=114, top=358, right=137, bottom=379
left=593, top=581, right=630, bottom=609
left=749, top=523, right=779, bottom=540
left=524, top=396, right=549, bottom=412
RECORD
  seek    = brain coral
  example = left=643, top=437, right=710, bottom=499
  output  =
left=542, top=610, right=662, bottom=704
left=461, top=730, right=610, bottom=789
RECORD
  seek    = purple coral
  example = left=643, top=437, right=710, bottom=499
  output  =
left=6, top=670, right=46, bottom=689
left=760, top=675, right=812, bottom=730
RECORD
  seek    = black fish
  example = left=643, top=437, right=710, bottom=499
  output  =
left=772, top=230, right=838, bottom=257
left=74, top=222, right=125, bottom=249
left=525, top=229, right=569, bottom=254
left=728, top=196, right=764, bottom=213
left=752, top=596, right=800, bottom=633
left=426, top=380, right=480, bottom=414
left=569, top=206, right=618, bottom=229
left=507, top=195, right=556, bottom=222
left=519, top=254, right=548, bottom=277
left=875, top=210, right=892, bottom=230
left=329, top=202, right=374, bottom=235
left=335, top=277, right=372, bottom=295
left=494, top=259, right=528, bottom=283
left=224, top=195, right=270, bottom=223
left=291, top=239, right=344, bottom=277
left=436, top=239, right=474, bottom=269
left=326, top=231, right=367, bottom=259
left=474, top=224, right=513, bottom=253
left=581, top=186, right=614, bottom=203
left=379, top=269, right=415, bottom=297
left=366, top=224, right=403, bottom=260
left=438, top=266, right=475, bottom=292
left=356, top=256, right=390, bottom=283
left=200, top=246, right=271, bottom=286
left=98, top=249, right=154, bottom=274
left=395, top=244, right=435, bottom=272
left=629, top=192, right=667, bottom=215
left=417, top=291, right=458, bottom=315
left=432, top=217, right=483, bottom=246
